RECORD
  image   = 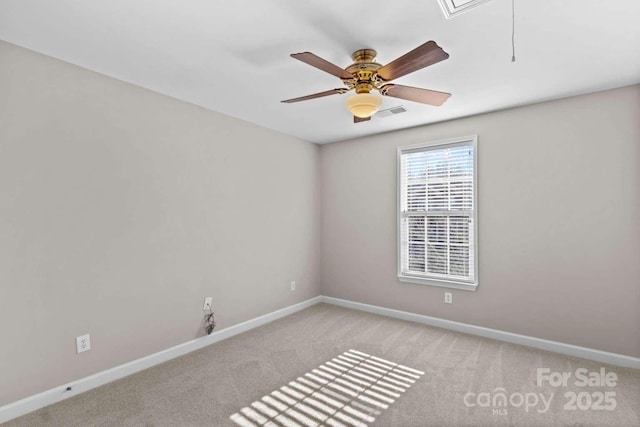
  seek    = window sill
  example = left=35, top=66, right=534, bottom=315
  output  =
left=398, top=274, right=478, bottom=292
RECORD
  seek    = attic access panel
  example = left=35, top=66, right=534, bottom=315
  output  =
left=438, top=0, right=494, bottom=19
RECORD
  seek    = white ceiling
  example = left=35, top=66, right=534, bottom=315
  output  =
left=1, top=0, right=639, bottom=144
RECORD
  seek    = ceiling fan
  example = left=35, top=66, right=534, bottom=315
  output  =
left=281, top=41, right=451, bottom=123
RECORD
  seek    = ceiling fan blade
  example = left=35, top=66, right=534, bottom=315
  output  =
left=354, top=115, right=371, bottom=123
left=291, top=52, right=353, bottom=80
left=381, top=84, right=451, bottom=106
left=377, top=41, right=449, bottom=81
left=281, top=88, right=347, bottom=103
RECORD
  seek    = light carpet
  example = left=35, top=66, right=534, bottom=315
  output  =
left=4, top=303, right=640, bottom=426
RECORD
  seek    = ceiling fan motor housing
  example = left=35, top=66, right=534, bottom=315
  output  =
left=344, top=49, right=382, bottom=93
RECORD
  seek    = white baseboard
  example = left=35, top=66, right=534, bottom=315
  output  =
left=319, top=296, right=640, bottom=370
left=0, top=296, right=322, bottom=425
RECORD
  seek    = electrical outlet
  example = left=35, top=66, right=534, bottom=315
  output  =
left=290, top=281, right=296, bottom=291
left=203, top=297, right=212, bottom=311
left=76, top=334, right=91, bottom=353
left=444, top=292, right=453, bottom=304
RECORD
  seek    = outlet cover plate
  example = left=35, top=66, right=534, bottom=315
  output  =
left=76, top=334, right=91, bottom=353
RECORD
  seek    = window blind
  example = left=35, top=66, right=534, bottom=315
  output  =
left=399, top=138, right=476, bottom=286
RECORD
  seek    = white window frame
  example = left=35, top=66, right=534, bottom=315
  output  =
left=397, top=135, right=478, bottom=291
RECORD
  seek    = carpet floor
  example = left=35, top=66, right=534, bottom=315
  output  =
left=5, top=303, right=640, bottom=426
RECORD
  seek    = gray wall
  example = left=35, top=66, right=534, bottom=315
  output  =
left=0, top=41, right=322, bottom=406
left=321, top=85, right=640, bottom=358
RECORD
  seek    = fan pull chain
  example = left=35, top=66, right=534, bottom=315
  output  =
left=511, top=0, right=516, bottom=62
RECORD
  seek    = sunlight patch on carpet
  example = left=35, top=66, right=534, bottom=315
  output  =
left=229, top=349, right=424, bottom=427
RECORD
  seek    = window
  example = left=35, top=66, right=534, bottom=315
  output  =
left=398, top=136, right=477, bottom=291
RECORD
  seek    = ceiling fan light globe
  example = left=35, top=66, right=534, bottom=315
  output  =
left=346, top=93, right=383, bottom=118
